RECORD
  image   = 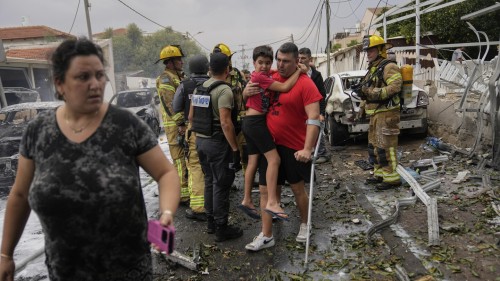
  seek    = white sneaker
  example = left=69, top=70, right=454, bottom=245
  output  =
left=296, top=223, right=309, bottom=243
left=245, top=232, right=275, bottom=251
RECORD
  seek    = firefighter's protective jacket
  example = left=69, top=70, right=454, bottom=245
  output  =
left=156, top=69, right=184, bottom=126
left=362, top=58, right=402, bottom=115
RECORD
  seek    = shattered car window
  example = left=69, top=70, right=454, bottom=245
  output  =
left=116, top=91, right=152, bottom=108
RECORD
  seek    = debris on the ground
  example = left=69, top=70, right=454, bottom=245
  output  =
left=354, top=159, right=373, bottom=170
left=451, top=170, right=470, bottom=183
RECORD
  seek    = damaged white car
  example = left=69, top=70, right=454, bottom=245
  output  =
left=0, top=102, right=62, bottom=192
left=110, top=88, right=161, bottom=137
left=324, top=70, right=429, bottom=146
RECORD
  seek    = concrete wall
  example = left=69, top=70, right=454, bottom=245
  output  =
left=424, top=80, right=493, bottom=152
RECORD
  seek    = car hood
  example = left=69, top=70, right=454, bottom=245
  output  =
left=0, top=124, right=26, bottom=140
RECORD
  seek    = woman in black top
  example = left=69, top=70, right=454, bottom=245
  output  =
left=0, top=38, right=180, bottom=281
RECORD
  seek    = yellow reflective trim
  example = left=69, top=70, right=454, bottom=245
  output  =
left=159, top=84, right=176, bottom=92
left=386, top=73, right=402, bottom=84
left=365, top=105, right=400, bottom=115
left=172, top=112, right=184, bottom=122
left=389, top=147, right=398, bottom=171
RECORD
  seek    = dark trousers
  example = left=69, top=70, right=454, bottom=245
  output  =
left=196, top=136, right=235, bottom=225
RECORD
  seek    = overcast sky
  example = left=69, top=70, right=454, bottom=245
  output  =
left=0, top=0, right=408, bottom=70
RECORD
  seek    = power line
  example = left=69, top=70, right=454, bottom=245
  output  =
left=296, top=2, right=325, bottom=46
left=68, top=0, right=81, bottom=34
left=115, top=0, right=167, bottom=29
left=294, top=0, right=324, bottom=43
left=185, top=32, right=210, bottom=52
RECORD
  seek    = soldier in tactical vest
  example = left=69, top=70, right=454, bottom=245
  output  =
left=172, top=55, right=210, bottom=221
left=189, top=53, right=243, bottom=242
left=212, top=43, right=248, bottom=172
left=155, top=45, right=189, bottom=202
left=359, top=35, right=403, bottom=190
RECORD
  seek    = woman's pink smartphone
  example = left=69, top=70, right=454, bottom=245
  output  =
left=147, top=220, right=175, bottom=254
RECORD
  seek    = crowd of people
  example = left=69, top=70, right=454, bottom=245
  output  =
left=0, top=34, right=403, bottom=279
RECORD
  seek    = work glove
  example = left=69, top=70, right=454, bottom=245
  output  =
left=366, top=87, right=382, bottom=101
left=229, top=150, right=242, bottom=172
left=355, top=105, right=366, bottom=122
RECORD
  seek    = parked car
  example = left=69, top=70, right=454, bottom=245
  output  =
left=110, top=88, right=161, bottom=137
left=0, top=102, right=62, bottom=192
left=324, top=70, right=429, bottom=146
left=1, top=87, right=40, bottom=108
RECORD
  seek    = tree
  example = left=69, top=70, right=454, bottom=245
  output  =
left=126, top=23, right=143, bottom=49
left=381, top=0, right=500, bottom=60
left=100, top=28, right=114, bottom=39
left=108, top=24, right=204, bottom=78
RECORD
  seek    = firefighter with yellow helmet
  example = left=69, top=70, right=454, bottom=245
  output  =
left=212, top=43, right=248, bottom=171
left=155, top=45, right=190, bottom=202
left=358, top=35, right=403, bottom=190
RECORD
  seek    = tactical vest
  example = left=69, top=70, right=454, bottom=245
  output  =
left=180, top=75, right=209, bottom=119
left=191, top=81, right=238, bottom=136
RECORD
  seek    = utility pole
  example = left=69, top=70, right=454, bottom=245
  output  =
left=238, top=44, right=249, bottom=70
left=325, top=0, right=331, bottom=76
left=415, top=0, right=421, bottom=74
left=0, top=39, right=6, bottom=108
left=290, top=34, right=294, bottom=43
left=84, top=0, right=93, bottom=41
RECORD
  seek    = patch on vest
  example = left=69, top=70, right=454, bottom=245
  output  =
left=192, top=95, right=210, bottom=108
left=161, top=77, right=171, bottom=84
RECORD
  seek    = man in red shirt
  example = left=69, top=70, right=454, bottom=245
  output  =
left=244, top=42, right=322, bottom=251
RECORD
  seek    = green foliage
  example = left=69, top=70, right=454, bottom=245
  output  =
left=332, top=43, right=342, bottom=52
left=347, top=40, right=359, bottom=47
left=126, top=23, right=143, bottom=48
left=100, top=28, right=114, bottom=39
left=380, top=0, right=500, bottom=59
left=109, top=24, right=204, bottom=78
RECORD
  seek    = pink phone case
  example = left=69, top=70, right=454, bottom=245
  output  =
left=147, top=220, right=175, bottom=254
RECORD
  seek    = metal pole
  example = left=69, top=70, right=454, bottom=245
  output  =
left=304, top=124, right=323, bottom=268
left=0, top=77, right=7, bottom=108
left=326, top=0, right=331, bottom=77
left=415, top=0, right=421, bottom=74
left=84, top=0, right=93, bottom=41
left=383, top=14, right=387, bottom=42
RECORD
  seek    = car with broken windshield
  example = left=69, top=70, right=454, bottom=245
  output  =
left=0, top=102, right=62, bottom=192
left=109, top=88, right=161, bottom=137
left=324, top=70, right=429, bottom=146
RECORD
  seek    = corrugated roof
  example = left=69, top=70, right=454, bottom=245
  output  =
left=0, top=26, right=75, bottom=40
left=6, top=47, right=55, bottom=60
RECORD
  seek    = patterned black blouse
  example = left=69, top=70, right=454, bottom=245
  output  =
left=21, top=105, right=157, bottom=281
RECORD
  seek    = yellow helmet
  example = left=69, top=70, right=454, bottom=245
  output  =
left=155, top=45, right=185, bottom=64
left=212, top=43, right=234, bottom=57
left=362, top=35, right=393, bottom=51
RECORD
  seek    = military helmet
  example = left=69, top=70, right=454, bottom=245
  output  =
left=362, top=35, right=393, bottom=51
left=155, top=45, right=185, bottom=64
left=188, top=54, right=209, bottom=74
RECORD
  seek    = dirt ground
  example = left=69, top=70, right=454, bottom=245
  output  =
left=152, top=135, right=499, bottom=281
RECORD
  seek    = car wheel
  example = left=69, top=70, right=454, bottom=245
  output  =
left=329, top=117, right=349, bottom=146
